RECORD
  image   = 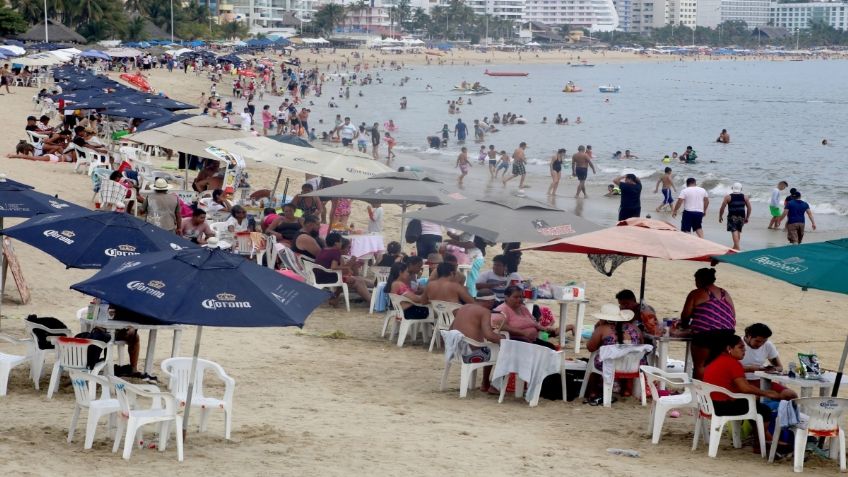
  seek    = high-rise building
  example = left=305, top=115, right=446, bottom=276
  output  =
left=522, top=0, right=619, bottom=31
left=769, top=1, right=848, bottom=31
left=720, top=0, right=770, bottom=28
left=628, top=0, right=667, bottom=33
left=437, top=0, right=525, bottom=21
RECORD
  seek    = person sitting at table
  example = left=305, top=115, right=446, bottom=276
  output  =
left=315, top=233, right=371, bottom=306
left=291, top=214, right=323, bottom=260
left=495, top=286, right=557, bottom=350
left=181, top=208, right=215, bottom=245
left=387, top=262, right=430, bottom=319
left=430, top=253, right=465, bottom=285
left=615, top=289, right=660, bottom=336
left=403, top=255, right=425, bottom=288
left=199, top=188, right=232, bottom=214
left=225, top=205, right=251, bottom=233
left=425, top=252, right=443, bottom=276
left=584, top=303, right=643, bottom=404
left=192, top=160, right=224, bottom=192
left=476, top=255, right=523, bottom=300
left=704, top=334, right=796, bottom=451
left=267, top=203, right=302, bottom=242
left=741, top=323, right=796, bottom=397
left=291, top=183, right=324, bottom=220
left=376, top=241, right=405, bottom=267
left=681, top=268, right=736, bottom=380
left=423, top=262, right=474, bottom=305
left=450, top=303, right=504, bottom=393
left=104, top=305, right=151, bottom=382
left=261, top=207, right=279, bottom=233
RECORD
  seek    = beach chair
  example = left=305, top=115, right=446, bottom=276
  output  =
left=67, top=371, right=120, bottom=449
left=790, top=397, right=848, bottom=472
left=492, top=339, right=562, bottom=407
left=578, top=344, right=652, bottom=407
left=387, top=293, right=433, bottom=347
left=278, top=246, right=309, bottom=280
left=428, top=300, right=462, bottom=352
left=302, top=260, right=350, bottom=312
left=368, top=266, right=391, bottom=315
left=439, top=329, right=504, bottom=398
left=161, top=357, right=235, bottom=440
left=109, top=376, right=184, bottom=462
left=46, top=336, right=113, bottom=400
left=0, top=334, right=31, bottom=396
left=25, top=321, right=72, bottom=390
left=691, top=379, right=766, bottom=459
left=639, top=365, right=696, bottom=444
left=26, top=130, right=48, bottom=155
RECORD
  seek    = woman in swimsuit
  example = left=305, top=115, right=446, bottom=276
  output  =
left=386, top=262, right=429, bottom=319
left=680, top=267, right=736, bottom=379
left=291, top=183, right=323, bottom=219
left=547, top=148, right=566, bottom=196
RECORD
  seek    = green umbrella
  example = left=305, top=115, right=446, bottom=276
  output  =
left=715, top=238, right=848, bottom=395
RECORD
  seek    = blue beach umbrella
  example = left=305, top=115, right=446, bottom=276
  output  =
left=135, top=113, right=193, bottom=132
left=70, top=247, right=330, bottom=434
left=0, top=180, right=83, bottom=218
left=81, top=49, right=111, bottom=61
left=2, top=210, right=197, bottom=269
left=100, top=105, right=174, bottom=120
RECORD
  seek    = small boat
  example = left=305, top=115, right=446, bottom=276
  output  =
left=119, top=73, right=151, bottom=92
left=599, top=85, right=620, bottom=93
left=570, top=63, right=595, bottom=67
left=484, top=69, right=529, bottom=77
left=562, top=84, right=582, bottom=93
left=464, top=89, right=492, bottom=95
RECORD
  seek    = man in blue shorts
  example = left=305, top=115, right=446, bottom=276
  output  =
left=672, top=177, right=709, bottom=238
left=454, top=118, right=467, bottom=143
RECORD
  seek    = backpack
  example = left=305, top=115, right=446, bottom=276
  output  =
left=405, top=219, right=422, bottom=244
left=74, top=328, right=112, bottom=370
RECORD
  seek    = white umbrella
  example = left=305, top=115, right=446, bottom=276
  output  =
left=208, top=136, right=393, bottom=181
left=48, top=50, right=75, bottom=62
left=1, top=45, right=26, bottom=56
left=14, top=54, right=62, bottom=66
left=105, top=47, right=143, bottom=58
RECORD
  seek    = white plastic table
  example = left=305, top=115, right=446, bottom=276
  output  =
left=349, top=234, right=385, bottom=259
left=755, top=371, right=835, bottom=398
left=555, top=299, right=589, bottom=354
left=80, top=318, right=183, bottom=375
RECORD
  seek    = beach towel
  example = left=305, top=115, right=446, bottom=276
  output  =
left=598, top=344, right=653, bottom=385
left=491, top=340, right=561, bottom=407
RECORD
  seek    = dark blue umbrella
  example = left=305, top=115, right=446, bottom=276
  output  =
left=81, top=49, right=111, bottom=61
left=2, top=210, right=197, bottom=269
left=101, top=105, right=174, bottom=120
left=3, top=40, right=25, bottom=47
left=70, top=247, right=330, bottom=434
left=0, top=181, right=84, bottom=218
left=136, top=113, right=193, bottom=132
left=268, top=134, right=313, bottom=148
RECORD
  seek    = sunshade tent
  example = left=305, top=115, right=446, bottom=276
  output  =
left=81, top=49, right=111, bottom=60
left=521, top=218, right=736, bottom=301
left=70, top=248, right=330, bottom=434
left=714, top=239, right=848, bottom=395
left=208, top=136, right=394, bottom=181
left=2, top=210, right=197, bottom=269
left=105, top=47, right=143, bottom=58
left=124, top=115, right=252, bottom=160
left=14, top=54, right=63, bottom=66
left=0, top=45, right=26, bottom=56
left=403, top=194, right=600, bottom=243
left=100, top=105, right=173, bottom=120
left=305, top=171, right=458, bottom=206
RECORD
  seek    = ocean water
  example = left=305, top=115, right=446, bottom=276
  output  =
left=303, top=59, right=848, bottom=244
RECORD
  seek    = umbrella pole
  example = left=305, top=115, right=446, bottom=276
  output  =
left=831, top=334, right=848, bottom=397
left=638, top=256, right=647, bottom=303
left=182, top=325, right=203, bottom=439
left=0, top=216, right=3, bottom=328
left=270, top=168, right=282, bottom=205
left=400, top=202, right=407, bottom=246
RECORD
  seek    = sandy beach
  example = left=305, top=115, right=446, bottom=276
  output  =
left=0, top=54, right=846, bottom=476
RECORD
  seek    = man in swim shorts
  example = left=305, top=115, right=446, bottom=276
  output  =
left=768, top=180, right=788, bottom=229
left=672, top=177, right=709, bottom=238
left=571, top=145, right=596, bottom=198
left=450, top=303, right=504, bottom=392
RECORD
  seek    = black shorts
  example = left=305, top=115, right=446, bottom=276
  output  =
left=575, top=167, right=588, bottom=181
left=618, top=207, right=641, bottom=221
left=713, top=398, right=772, bottom=419
left=727, top=216, right=745, bottom=232
left=342, top=138, right=352, bottom=146
left=681, top=210, right=704, bottom=232
left=277, top=119, right=285, bottom=125
left=403, top=304, right=430, bottom=319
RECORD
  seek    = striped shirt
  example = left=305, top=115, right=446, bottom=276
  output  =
left=690, top=288, right=735, bottom=333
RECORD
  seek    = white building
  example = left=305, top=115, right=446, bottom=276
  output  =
left=628, top=0, right=668, bottom=33
left=223, top=0, right=319, bottom=31
left=436, top=0, right=525, bottom=21
left=522, top=0, right=619, bottom=31
left=720, top=0, right=770, bottom=28
left=769, top=1, right=848, bottom=31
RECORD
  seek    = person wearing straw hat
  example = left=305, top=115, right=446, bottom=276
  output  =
left=584, top=303, right=642, bottom=405
left=140, top=178, right=181, bottom=235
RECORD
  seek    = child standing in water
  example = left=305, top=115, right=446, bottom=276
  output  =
left=654, top=167, right=676, bottom=212
left=456, top=146, right=471, bottom=185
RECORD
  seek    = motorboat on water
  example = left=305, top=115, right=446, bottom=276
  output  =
left=562, top=82, right=582, bottom=93
left=484, top=69, right=529, bottom=77
left=599, top=85, right=620, bottom=93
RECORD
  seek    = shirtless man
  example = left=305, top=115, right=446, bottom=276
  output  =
left=654, top=167, right=676, bottom=212
left=502, top=142, right=527, bottom=188
left=193, top=160, right=223, bottom=192
left=424, top=263, right=474, bottom=304
left=455, top=146, right=470, bottom=184
left=450, top=303, right=504, bottom=392
left=571, top=145, right=596, bottom=198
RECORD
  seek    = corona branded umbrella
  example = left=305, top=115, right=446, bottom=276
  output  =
left=70, top=248, right=331, bottom=435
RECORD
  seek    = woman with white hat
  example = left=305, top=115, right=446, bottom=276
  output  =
left=584, top=303, right=643, bottom=405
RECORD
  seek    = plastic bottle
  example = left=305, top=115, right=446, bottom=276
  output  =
left=85, top=300, right=95, bottom=321
left=607, top=448, right=640, bottom=458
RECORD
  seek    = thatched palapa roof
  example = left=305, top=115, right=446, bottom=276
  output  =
left=18, top=19, right=86, bottom=44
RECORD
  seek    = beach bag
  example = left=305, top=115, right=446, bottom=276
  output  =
left=405, top=219, right=422, bottom=244
left=75, top=328, right=112, bottom=370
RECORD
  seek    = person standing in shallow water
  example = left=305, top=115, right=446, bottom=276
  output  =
left=547, top=148, right=566, bottom=196
left=502, top=142, right=528, bottom=189
left=571, top=145, right=595, bottom=198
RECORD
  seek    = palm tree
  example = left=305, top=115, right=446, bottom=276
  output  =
left=219, top=20, right=248, bottom=40
left=124, top=0, right=149, bottom=15
left=10, top=0, right=43, bottom=24
left=124, top=16, right=147, bottom=41
left=313, top=3, right=346, bottom=37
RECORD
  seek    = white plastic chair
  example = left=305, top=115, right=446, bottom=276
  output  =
left=67, top=370, right=120, bottom=449
left=109, top=376, right=184, bottom=462
left=46, top=336, right=112, bottom=400
left=792, top=397, right=848, bottom=472
left=387, top=293, right=433, bottom=347
left=0, top=334, right=31, bottom=396
left=579, top=344, right=652, bottom=407
left=302, top=260, right=350, bottom=312
left=691, top=379, right=766, bottom=458
left=25, top=321, right=71, bottom=390
left=439, top=330, right=503, bottom=398
left=84, top=147, right=112, bottom=177
left=209, top=222, right=233, bottom=243
left=26, top=130, right=47, bottom=155
left=428, top=300, right=462, bottom=352
left=639, top=365, right=697, bottom=444
left=278, top=245, right=309, bottom=279
left=161, top=357, right=236, bottom=440
left=368, top=267, right=391, bottom=315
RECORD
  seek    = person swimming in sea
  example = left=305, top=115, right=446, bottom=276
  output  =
left=716, top=129, right=730, bottom=143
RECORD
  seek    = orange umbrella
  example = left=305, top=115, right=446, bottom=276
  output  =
left=522, top=218, right=736, bottom=300
left=238, top=70, right=257, bottom=77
